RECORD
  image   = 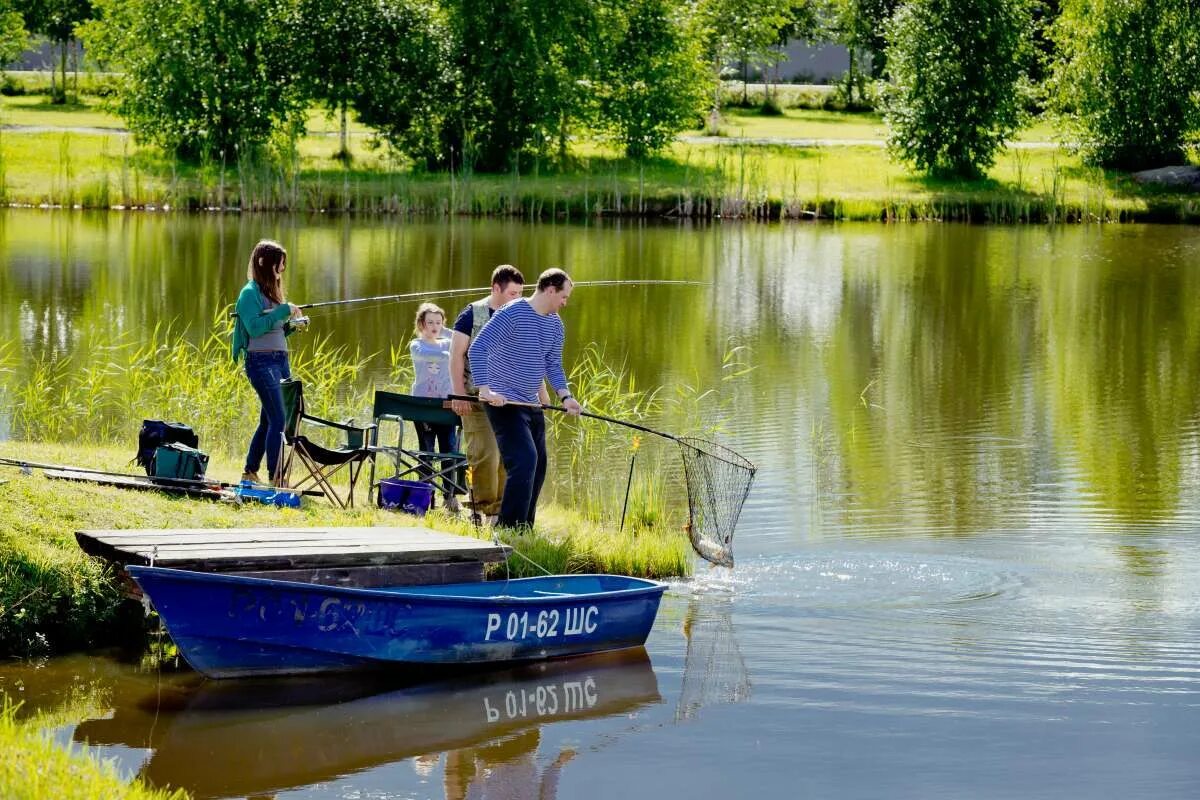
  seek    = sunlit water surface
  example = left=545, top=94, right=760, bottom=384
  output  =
left=2, top=213, right=1200, bottom=798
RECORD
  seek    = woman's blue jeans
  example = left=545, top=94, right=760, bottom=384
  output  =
left=244, top=350, right=292, bottom=480
left=485, top=405, right=546, bottom=529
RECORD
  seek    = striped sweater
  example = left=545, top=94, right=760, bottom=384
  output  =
left=467, top=298, right=569, bottom=404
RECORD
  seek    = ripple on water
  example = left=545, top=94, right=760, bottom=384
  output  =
left=728, top=551, right=1029, bottom=610
left=716, top=549, right=1200, bottom=723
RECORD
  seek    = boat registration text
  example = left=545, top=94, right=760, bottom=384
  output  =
left=485, top=606, right=600, bottom=641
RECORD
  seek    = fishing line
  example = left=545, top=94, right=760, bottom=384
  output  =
left=228, top=280, right=708, bottom=318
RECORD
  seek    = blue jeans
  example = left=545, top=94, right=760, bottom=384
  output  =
left=485, top=405, right=546, bottom=528
left=244, top=350, right=292, bottom=480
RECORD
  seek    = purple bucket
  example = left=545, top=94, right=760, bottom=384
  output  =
left=378, top=477, right=434, bottom=516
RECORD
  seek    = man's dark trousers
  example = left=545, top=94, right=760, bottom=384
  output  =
left=485, top=405, right=547, bottom=528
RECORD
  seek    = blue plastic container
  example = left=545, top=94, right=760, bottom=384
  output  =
left=378, top=477, right=433, bottom=516
left=234, top=481, right=301, bottom=508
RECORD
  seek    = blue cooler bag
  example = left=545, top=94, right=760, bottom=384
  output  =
left=378, top=477, right=434, bottom=516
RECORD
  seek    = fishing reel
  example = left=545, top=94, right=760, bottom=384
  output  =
left=288, top=316, right=311, bottom=333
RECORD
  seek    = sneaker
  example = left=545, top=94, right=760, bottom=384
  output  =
left=241, top=471, right=261, bottom=484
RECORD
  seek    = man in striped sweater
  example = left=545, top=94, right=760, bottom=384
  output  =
left=468, top=268, right=582, bottom=529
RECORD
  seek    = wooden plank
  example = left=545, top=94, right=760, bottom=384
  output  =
left=89, top=533, right=466, bottom=549
left=81, top=526, right=465, bottom=540
left=75, top=525, right=510, bottom=574
left=90, top=531, right=452, bottom=547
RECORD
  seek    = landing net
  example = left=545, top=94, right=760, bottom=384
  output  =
left=677, top=438, right=756, bottom=567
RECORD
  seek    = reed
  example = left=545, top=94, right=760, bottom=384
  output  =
left=4, top=315, right=372, bottom=460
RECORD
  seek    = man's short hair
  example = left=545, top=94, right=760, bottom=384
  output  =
left=491, top=264, right=524, bottom=289
left=537, top=268, right=571, bottom=292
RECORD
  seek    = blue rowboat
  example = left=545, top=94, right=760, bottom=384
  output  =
left=126, top=565, right=667, bottom=679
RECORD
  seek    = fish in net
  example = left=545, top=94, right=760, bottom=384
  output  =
left=677, top=438, right=756, bottom=567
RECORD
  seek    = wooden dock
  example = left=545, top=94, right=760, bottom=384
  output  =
left=76, top=526, right=511, bottom=588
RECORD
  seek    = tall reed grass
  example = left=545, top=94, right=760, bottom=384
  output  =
left=0, top=319, right=740, bottom=547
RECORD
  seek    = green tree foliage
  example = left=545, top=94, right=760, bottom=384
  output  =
left=595, top=0, right=709, bottom=159
left=80, top=0, right=304, bottom=162
left=0, top=0, right=29, bottom=69
left=882, top=0, right=1032, bottom=178
left=290, top=0, right=377, bottom=162
left=696, top=0, right=804, bottom=107
left=824, top=0, right=899, bottom=107
left=14, top=0, right=91, bottom=102
left=1047, top=0, right=1200, bottom=170
left=433, top=0, right=599, bottom=172
left=344, top=0, right=451, bottom=166
left=828, top=0, right=898, bottom=77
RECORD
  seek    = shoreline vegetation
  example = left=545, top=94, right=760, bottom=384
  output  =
left=0, top=441, right=692, bottom=662
left=2, top=88, right=1198, bottom=224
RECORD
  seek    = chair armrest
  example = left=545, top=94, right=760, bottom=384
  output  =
left=301, top=413, right=376, bottom=449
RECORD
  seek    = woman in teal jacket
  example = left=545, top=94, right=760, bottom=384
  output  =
left=231, top=240, right=301, bottom=485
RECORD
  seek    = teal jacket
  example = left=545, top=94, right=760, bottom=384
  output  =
left=230, top=280, right=294, bottom=363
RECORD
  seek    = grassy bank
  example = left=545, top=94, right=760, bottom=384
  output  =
left=1, top=703, right=186, bottom=800
left=0, top=440, right=691, bottom=660
left=2, top=95, right=1197, bottom=222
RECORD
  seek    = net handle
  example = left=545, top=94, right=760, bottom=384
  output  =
left=448, top=394, right=678, bottom=442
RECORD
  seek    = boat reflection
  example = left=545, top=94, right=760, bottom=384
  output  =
left=74, top=648, right=659, bottom=800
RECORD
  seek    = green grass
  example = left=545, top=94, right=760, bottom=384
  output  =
left=0, top=95, right=125, bottom=129
left=1, top=702, right=186, bottom=800
left=0, top=441, right=692, bottom=659
left=0, top=93, right=1196, bottom=220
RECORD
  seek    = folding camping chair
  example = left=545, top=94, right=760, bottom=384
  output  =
left=367, top=390, right=468, bottom=508
left=279, top=379, right=376, bottom=509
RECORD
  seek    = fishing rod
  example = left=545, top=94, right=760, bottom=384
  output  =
left=0, top=456, right=321, bottom=496
left=448, top=394, right=678, bottom=442
left=228, top=280, right=708, bottom=318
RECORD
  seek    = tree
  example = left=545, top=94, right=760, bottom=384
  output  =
left=434, top=0, right=600, bottom=172
left=882, top=0, right=1032, bottom=178
left=15, top=0, right=91, bottom=103
left=696, top=0, right=798, bottom=109
left=80, top=0, right=304, bottom=161
left=825, top=0, right=899, bottom=107
left=345, top=0, right=452, bottom=167
left=290, top=0, right=378, bottom=162
left=0, top=0, right=29, bottom=70
left=596, top=0, right=709, bottom=159
left=1047, top=0, right=1200, bottom=171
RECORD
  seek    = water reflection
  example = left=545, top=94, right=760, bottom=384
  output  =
left=71, top=649, right=659, bottom=799
left=6, top=215, right=1200, bottom=532
left=675, top=592, right=751, bottom=722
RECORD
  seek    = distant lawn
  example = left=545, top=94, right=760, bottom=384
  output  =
left=0, top=95, right=124, bottom=130
left=0, top=96, right=1195, bottom=222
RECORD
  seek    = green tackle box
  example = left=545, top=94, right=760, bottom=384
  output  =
left=152, top=442, right=209, bottom=482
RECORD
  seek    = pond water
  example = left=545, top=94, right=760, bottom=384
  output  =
left=3, top=213, right=1200, bottom=798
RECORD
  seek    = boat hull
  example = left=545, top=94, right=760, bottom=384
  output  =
left=127, top=566, right=666, bottom=679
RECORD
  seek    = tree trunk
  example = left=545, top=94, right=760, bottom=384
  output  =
left=742, top=54, right=749, bottom=104
left=58, top=40, right=68, bottom=104
left=339, top=103, right=349, bottom=161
